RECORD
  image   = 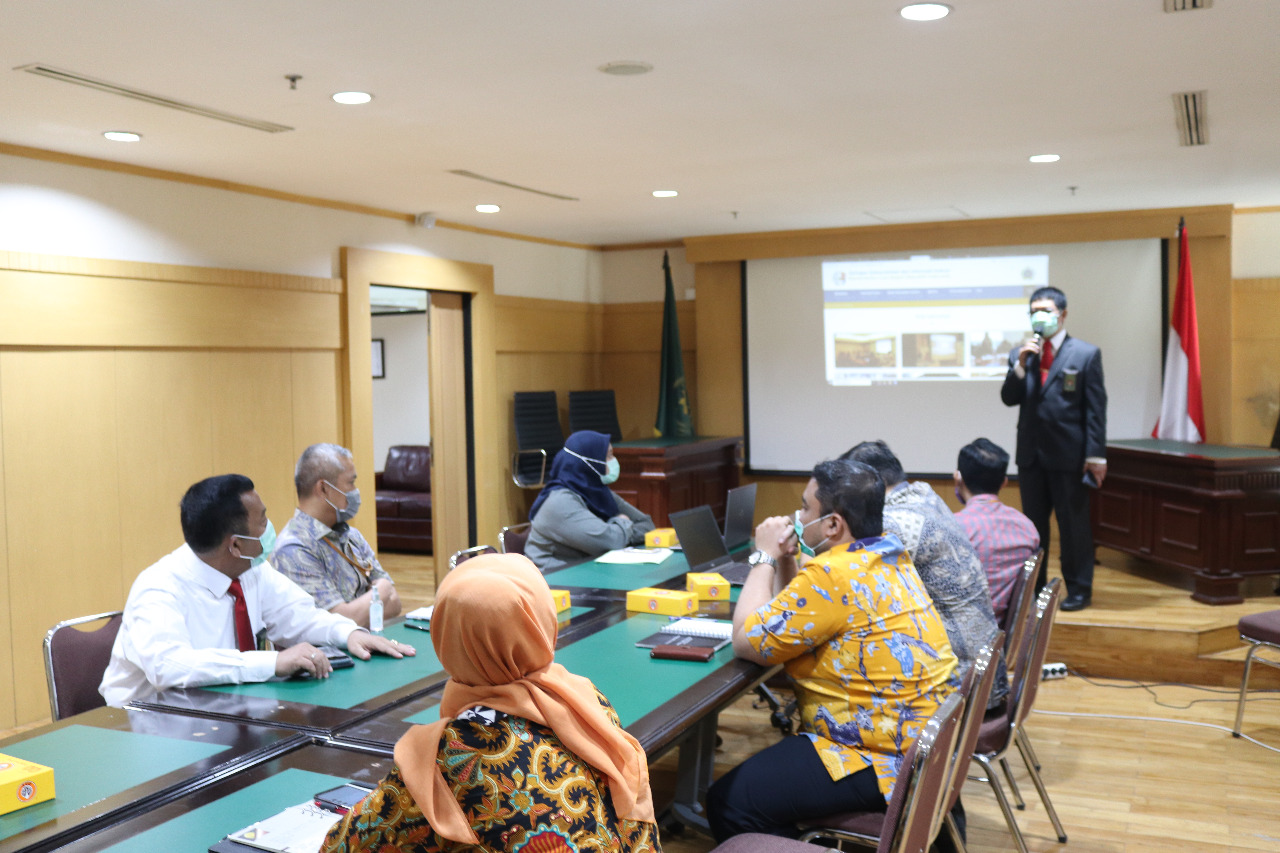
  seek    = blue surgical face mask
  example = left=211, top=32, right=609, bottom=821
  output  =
left=1030, top=310, right=1060, bottom=338
left=793, top=509, right=834, bottom=558
left=324, top=481, right=362, bottom=523
left=231, top=518, right=275, bottom=566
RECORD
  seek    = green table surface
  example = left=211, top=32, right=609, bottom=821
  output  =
left=402, top=613, right=737, bottom=728
left=0, top=725, right=229, bottom=839
left=545, top=551, right=693, bottom=590
left=100, top=767, right=347, bottom=853
left=206, top=622, right=442, bottom=708
left=1109, top=438, right=1280, bottom=459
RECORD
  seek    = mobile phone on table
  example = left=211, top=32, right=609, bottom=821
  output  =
left=314, top=782, right=375, bottom=814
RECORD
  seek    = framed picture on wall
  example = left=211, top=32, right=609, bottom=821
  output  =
left=372, top=339, right=385, bottom=379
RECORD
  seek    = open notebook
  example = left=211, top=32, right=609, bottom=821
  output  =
left=634, top=618, right=733, bottom=652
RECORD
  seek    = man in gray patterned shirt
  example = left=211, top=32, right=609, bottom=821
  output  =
left=273, top=443, right=401, bottom=629
left=841, top=440, right=1007, bottom=707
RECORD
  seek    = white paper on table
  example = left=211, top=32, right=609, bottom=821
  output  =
left=594, top=548, right=673, bottom=565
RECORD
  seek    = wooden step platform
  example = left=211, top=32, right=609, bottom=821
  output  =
left=1047, top=548, right=1280, bottom=688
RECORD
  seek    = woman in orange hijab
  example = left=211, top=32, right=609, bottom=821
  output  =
left=321, top=553, right=661, bottom=853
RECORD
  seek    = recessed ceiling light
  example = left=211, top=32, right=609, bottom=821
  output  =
left=475, top=204, right=501, bottom=214
left=331, top=91, right=372, bottom=105
left=1029, top=154, right=1061, bottom=163
left=599, top=61, right=654, bottom=76
left=652, top=190, right=678, bottom=198
left=900, top=4, right=952, bottom=21
left=102, top=131, right=141, bottom=142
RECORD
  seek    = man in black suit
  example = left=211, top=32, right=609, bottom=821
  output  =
left=1001, top=286, right=1107, bottom=611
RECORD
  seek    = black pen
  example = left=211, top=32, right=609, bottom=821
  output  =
left=404, top=622, right=431, bottom=632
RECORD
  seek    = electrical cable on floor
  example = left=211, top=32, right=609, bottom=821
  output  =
left=1032, top=707, right=1280, bottom=756
left=1063, top=667, right=1280, bottom=710
left=1037, top=669, right=1280, bottom=755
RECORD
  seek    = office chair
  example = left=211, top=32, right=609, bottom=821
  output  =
left=567, top=390, right=623, bottom=442
left=44, top=610, right=124, bottom=720
left=512, top=391, right=564, bottom=488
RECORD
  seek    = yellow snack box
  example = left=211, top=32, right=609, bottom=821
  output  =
left=687, top=572, right=730, bottom=601
left=549, top=589, right=572, bottom=613
left=0, top=753, right=55, bottom=815
left=645, top=527, right=679, bottom=548
left=626, top=587, right=698, bottom=616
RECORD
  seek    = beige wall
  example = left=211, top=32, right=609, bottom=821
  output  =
left=0, top=252, right=344, bottom=727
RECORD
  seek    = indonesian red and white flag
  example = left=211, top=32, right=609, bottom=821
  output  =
left=1152, top=220, right=1205, bottom=442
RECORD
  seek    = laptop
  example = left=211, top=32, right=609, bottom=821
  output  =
left=722, top=483, right=758, bottom=550
left=670, top=505, right=754, bottom=585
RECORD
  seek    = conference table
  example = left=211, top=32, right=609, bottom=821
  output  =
left=126, top=593, right=621, bottom=736
left=24, top=741, right=392, bottom=853
left=0, top=706, right=299, bottom=853
left=9, top=548, right=769, bottom=849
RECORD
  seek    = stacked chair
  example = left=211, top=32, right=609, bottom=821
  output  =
left=970, top=578, right=1068, bottom=853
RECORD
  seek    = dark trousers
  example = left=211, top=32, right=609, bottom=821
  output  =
left=1018, top=463, right=1094, bottom=598
left=705, top=733, right=965, bottom=850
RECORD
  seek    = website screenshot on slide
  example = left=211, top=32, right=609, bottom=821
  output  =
left=822, top=254, right=1048, bottom=386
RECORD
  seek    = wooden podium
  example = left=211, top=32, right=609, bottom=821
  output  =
left=611, top=436, right=742, bottom=528
left=1092, top=438, right=1280, bottom=604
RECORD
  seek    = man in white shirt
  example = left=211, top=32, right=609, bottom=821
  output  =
left=100, top=474, right=414, bottom=707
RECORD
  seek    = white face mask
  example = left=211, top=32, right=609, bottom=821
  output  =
left=565, top=448, right=620, bottom=485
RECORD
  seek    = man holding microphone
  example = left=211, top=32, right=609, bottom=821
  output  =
left=1001, top=286, right=1108, bottom=611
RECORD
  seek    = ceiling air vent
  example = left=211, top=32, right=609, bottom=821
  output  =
left=448, top=170, right=579, bottom=201
left=17, top=64, right=293, bottom=133
left=1164, top=0, right=1212, bottom=11
left=1172, top=91, right=1207, bottom=146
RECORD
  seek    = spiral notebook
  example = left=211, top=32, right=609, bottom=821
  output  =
left=635, top=618, right=733, bottom=651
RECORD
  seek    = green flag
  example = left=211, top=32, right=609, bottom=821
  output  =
left=654, top=252, right=694, bottom=438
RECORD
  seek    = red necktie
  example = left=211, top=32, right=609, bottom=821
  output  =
left=228, top=579, right=256, bottom=652
left=1039, top=339, right=1054, bottom=385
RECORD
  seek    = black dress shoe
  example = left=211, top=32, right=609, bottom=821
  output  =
left=1060, top=593, right=1091, bottom=612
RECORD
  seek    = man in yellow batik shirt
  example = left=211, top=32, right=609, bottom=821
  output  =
left=707, top=458, right=959, bottom=844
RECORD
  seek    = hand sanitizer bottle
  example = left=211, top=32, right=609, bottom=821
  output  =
left=369, top=583, right=384, bottom=633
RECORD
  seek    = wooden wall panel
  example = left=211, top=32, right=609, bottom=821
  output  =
left=685, top=205, right=1233, bottom=263
left=1231, top=277, right=1280, bottom=446
left=208, top=352, right=300, bottom=535
left=114, top=350, right=215, bottom=577
left=0, top=271, right=341, bottom=350
left=1, top=350, right=123, bottom=723
left=694, top=262, right=743, bottom=437
left=600, top=351, right=699, bottom=441
left=0, top=365, right=11, bottom=729
left=494, top=296, right=600, bottom=353
left=290, top=351, right=343, bottom=462
left=429, top=293, right=470, bottom=581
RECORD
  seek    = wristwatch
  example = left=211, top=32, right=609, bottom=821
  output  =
left=748, top=550, right=777, bottom=569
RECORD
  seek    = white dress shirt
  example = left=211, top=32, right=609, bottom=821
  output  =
left=100, top=543, right=360, bottom=707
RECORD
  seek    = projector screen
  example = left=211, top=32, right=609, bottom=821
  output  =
left=745, top=240, right=1165, bottom=475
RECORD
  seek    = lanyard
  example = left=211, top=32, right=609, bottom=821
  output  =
left=323, top=537, right=374, bottom=580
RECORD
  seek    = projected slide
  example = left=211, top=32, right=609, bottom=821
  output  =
left=823, top=255, right=1048, bottom=385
